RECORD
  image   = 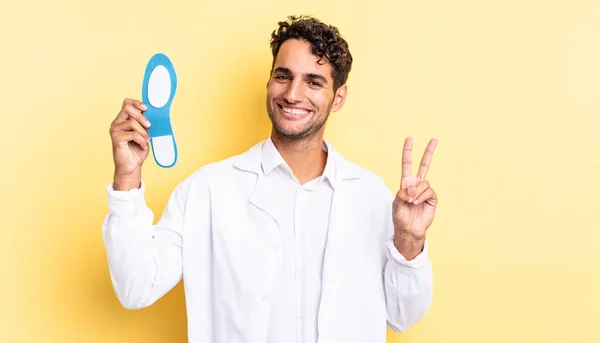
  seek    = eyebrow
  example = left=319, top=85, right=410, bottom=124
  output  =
left=306, top=73, right=328, bottom=84
left=273, top=67, right=329, bottom=85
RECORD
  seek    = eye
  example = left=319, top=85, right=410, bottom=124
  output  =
left=275, top=75, right=291, bottom=81
left=309, top=81, right=323, bottom=88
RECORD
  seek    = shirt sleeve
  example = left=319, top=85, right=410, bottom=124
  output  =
left=101, top=179, right=189, bottom=309
left=384, top=237, right=433, bottom=332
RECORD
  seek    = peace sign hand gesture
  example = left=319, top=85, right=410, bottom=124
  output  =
left=392, top=137, right=438, bottom=260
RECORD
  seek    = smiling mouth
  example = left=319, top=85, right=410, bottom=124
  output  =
left=278, top=104, right=310, bottom=116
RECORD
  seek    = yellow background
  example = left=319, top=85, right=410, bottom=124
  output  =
left=1, top=0, right=599, bottom=342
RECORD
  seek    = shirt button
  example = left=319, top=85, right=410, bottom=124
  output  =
left=297, top=270, right=304, bottom=279
left=272, top=241, right=280, bottom=251
left=261, top=295, right=270, bottom=302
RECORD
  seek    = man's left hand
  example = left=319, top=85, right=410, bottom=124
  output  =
left=392, top=137, right=438, bottom=260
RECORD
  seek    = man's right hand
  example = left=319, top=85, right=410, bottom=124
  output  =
left=109, top=98, right=152, bottom=191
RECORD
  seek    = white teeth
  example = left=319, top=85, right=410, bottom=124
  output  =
left=282, top=106, right=309, bottom=115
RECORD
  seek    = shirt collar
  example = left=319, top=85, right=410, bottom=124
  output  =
left=261, top=136, right=337, bottom=189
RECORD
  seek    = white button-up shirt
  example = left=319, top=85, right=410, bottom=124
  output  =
left=102, top=138, right=433, bottom=343
left=261, top=138, right=335, bottom=343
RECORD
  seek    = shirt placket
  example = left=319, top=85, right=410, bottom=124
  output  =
left=294, top=186, right=305, bottom=343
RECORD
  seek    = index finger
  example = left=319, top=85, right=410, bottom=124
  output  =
left=113, top=100, right=149, bottom=126
left=401, top=137, right=417, bottom=190
left=124, top=98, right=147, bottom=112
left=402, top=137, right=413, bottom=179
left=417, top=138, right=438, bottom=181
left=123, top=104, right=151, bottom=128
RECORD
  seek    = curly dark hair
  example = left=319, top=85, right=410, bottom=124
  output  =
left=270, top=15, right=353, bottom=92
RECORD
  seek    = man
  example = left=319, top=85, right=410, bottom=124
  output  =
left=103, top=15, right=438, bottom=343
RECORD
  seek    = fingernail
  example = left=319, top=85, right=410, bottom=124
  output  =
left=414, top=199, right=419, bottom=205
left=408, top=197, right=413, bottom=203
left=146, top=121, right=151, bottom=127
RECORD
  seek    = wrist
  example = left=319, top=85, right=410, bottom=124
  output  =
left=393, top=231, right=425, bottom=261
left=113, top=171, right=141, bottom=191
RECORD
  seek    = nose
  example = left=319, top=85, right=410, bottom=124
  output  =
left=283, top=79, right=302, bottom=104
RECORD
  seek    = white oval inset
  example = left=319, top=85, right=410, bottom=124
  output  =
left=148, top=65, right=171, bottom=108
left=152, top=135, right=176, bottom=166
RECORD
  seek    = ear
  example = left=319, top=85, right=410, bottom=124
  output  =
left=331, top=84, right=347, bottom=112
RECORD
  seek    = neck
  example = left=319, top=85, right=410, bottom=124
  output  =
left=270, top=129, right=327, bottom=185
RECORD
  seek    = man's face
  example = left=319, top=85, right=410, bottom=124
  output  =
left=266, top=39, right=346, bottom=140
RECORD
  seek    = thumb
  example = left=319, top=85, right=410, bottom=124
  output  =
left=402, top=175, right=418, bottom=196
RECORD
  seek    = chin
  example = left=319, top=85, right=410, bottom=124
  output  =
left=274, top=124, right=308, bottom=139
